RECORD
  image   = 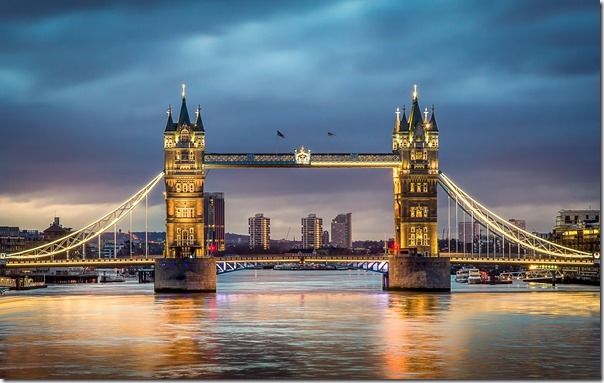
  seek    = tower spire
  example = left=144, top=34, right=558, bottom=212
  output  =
left=393, top=107, right=401, bottom=133
left=408, top=85, right=422, bottom=129
left=400, top=105, right=408, bottom=131
left=429, top=104, right=439, bottom=131
left=195, top=104, right=205, bottom=132
left=164, top=104, right=175, bottom=132
left=178, top=84, right=190, bottom=126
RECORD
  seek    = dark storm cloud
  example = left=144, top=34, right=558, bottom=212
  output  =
left=0, top=0, right=599, bottom=234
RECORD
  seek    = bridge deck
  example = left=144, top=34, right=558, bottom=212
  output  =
left=4, top=254, right=596, bottom=268
left=203, top=153, right=400, bottom=168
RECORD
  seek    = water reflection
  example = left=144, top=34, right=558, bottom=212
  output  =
left=0, top=271, right=599, bottom=379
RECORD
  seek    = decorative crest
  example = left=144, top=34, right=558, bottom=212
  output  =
left=294, top=146, right=311, bottom=165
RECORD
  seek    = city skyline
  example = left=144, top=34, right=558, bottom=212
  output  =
left=0, top=0, right=599, bottom=240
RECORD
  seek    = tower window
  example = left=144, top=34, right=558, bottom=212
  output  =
left=423, top=183, right=428, bottom=192
left=410, top=183, right=415, bottom=193
left=416, top=227, right=423, bottom=245
left=176, top=208, right=194, bottom=218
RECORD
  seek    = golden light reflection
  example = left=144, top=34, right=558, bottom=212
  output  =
left=0, top=288, right=599, bottom=380
left=378, top=292, right=600, bottom=379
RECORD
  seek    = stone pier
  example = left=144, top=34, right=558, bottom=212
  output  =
left=385, top=255, right=450, bottom=291
left=154, top=257, right=216, bottom=293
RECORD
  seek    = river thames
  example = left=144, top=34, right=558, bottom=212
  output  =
left=0, top=270, right=600, bottom=379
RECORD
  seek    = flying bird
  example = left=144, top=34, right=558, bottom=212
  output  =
left=327, top=131, right=335, bottom=136
left=277, top=130, right=285, bottom=138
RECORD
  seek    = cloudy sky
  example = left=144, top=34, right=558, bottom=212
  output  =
left=0, top=0, right=599, bottom=240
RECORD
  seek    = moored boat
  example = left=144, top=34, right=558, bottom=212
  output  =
left=467, top=268, right=482, bottom=284
left=455, top=268, right=469, bottom=283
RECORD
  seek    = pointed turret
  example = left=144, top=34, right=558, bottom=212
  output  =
left=178, top=83, right=191, bottom=126
left=400, top=105, right=408, bottom=131
left=164, top=104, right=176, bottom=132
left=393, top=107, right=401, bottom=133
left=408, top=85, right=423, bottom=130
left=194, top=104, right=205, bottom=132
left=429, top=105, right=439, bottom=131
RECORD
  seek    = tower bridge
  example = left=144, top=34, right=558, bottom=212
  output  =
left=3, top=85, right=596, bottom=293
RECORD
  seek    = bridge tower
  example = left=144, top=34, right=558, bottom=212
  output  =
left=156, top=85, right=216, bottom=292
left=163, top=85, right=206, bottom=258
left=387, top=85, right=449, bottom=291
left=393, top=85, right=439, bottom=256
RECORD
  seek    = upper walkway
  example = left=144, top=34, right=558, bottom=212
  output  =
left=203, top=152, right=401, bottom=168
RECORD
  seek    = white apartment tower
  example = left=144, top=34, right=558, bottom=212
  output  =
left=301, top=213, right=323, bottom=249
left=248, top=213, right=270, bottom=250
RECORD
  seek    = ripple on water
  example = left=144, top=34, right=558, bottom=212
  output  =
left=0, top=270, right=599, bottom=379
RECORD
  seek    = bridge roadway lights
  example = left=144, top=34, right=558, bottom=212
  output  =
left=154, top=257, right=216, bottom=293
left=384, top=255, right=451, bottom=292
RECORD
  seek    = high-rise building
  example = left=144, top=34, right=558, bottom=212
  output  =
left=508, top=219, right=526, bottom=231
left=392, top=86, right=439, bottom=255
left=301, top=214, right=322, bottom=249
left=331, top=213, right=352, bottom=249
left=321, top=230, right=330, bottom=246
left=204, top=192, right=225, bottom=253
left=249, top=213, right=270, bottom=250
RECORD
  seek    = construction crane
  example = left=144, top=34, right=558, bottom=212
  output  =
left=284, top=226, right=291, bottom=241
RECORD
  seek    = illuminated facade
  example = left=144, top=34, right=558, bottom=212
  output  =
left=392, top=86, right=439, bottom=255
left=163, top=85, right=206, bottom=258
left=553, top=209, right=600, bottom=253
left=248, top=213, right=270, bottom=250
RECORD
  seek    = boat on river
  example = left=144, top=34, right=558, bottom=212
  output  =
left=455, top=268, right=469, bottom=283
left=467, top=268, right=482, bottom=284
left=99, top=272, right=126, bottom=283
